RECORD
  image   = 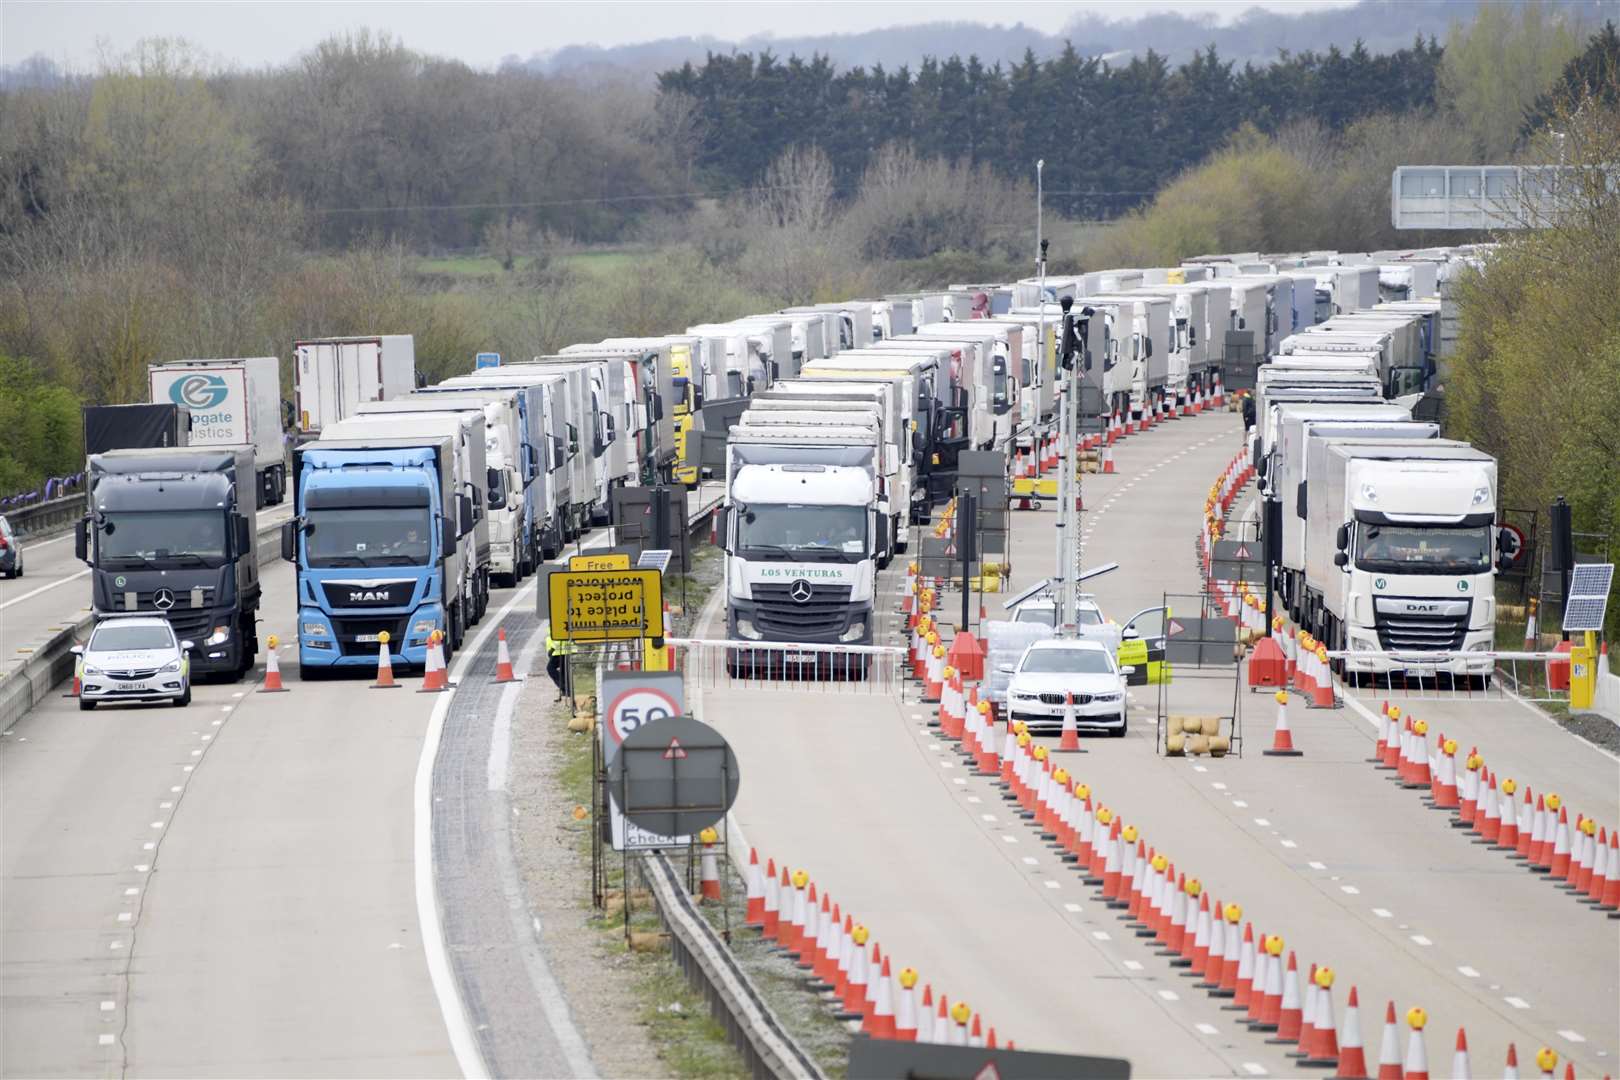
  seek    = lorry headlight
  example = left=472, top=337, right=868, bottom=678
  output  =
left=1468, top=641, right=1492, bottom=652
left=840, top=620, right=867, bottom=643
left=412, top=619, right=439, bottom=635
left=735, top=617, right=762, bottom=641
left=160, top=659, right=182, bottom=673
left=1472, top=485, right=1490, bottom=506
left=1351, top=636, right=1379, bottom=652
left=205, top=625, right=231, bottom=646
left=302, top=622, right=328, bottom=637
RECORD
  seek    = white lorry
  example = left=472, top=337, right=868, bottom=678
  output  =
left=912, top=323, right=1022, bottom=449
left=1303, top=438, right=1512, bottom=680
left=292, top=335, right=416, bottom=441
left=147, top=356, right=287, bottom=506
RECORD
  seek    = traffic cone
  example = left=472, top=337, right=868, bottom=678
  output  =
left=1496, top=779, right=1520, bottom=851
left=1213, top=904, right=1243, bottom=997
left=1380, top=707, right=1403, bottom=769
left=1250, top=934, right=1282, bottom=1029
left=948, top=1000, right=970, bottom=1047
left=1102, top=444, right=1116, bottom=473
left=783, top=870, right=808, bottom=956
left=811, top=892, right=837, bottom=984
left=495, top=626, right=518, bottom=682
left=1479, top=771, right=1502, bottom=843
left=1404, top=719, right=1432, bottom=789
left=1264, top=690, right=1304, bottom=756
left=1549, top=805, right=1572, bottom=879
left=1513, top=788, right=1536, bottom=860
left=1188, top=893, right=1213, bottom=975
left=831, top=911, right=853, bottom=999
left=371, top=634, right=400, bottom=689
left=1311, top=646, right=1336, bottom=708
left=840, top=924, right=870, bottom=1018
left=865, top=951, right=896, bottom=1038
left=1523, top=601, right=1538, bottom=651
left=970, top=1014, right=984, bottom=1048
left=916, top=985, right=935, bottom=1044
left=1600, top=830, right=1620, bottom=910
left=1335, top=986, right=1367, bottom=1079
left=1572, top=818, right=1595, bottom=894
left=743, top=849, right=765, bottom=926
left=1403, top=1006, right=1429, bottom=1080
left=1267, top=952, right=1304, bottom=1045
left=1057, top=693, right=1083, bottom=752
left=1504, top=1044, right=1519, bottom=1080
left=1199, top=896, right=1226, bottom=988
left=418, top=631, right=449, bottom=693
left=762, top=859, right=781, bottom=939
left=1295, top=963, right=1320, bottom=1060
left=1431, top=739, right=1459, bottom=809
left=1458, top=752, right=1480, bottom=824
left=1375, top=1001, right=1402, bottom=1080
left=1451, top=1028, right=1471, bottom=1080
left=259, top=634, right=288, bottom=692
left=1101, top=818, right=1125, bottom=903
left=1529, top=794, right=1551, bottom=868
left=1228, top=922, right=1257, bottom=1011
left=796, top=883, right=821, bottom=969
left=1306, top=967, right=1340, bottom=1067
left=894, top=967, right=919, bottom=1041
left=697, top=828, right=722, bottom=903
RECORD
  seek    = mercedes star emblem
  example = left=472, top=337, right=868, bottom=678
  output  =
left=788, top=580, right=814, bottom=604
left=153, top=588, right=175, bottom=610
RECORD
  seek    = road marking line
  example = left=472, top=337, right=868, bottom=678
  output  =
left=1091, top=930, right=1110, bottom=940
left=1002, top=835, right=1018, bottom=844
left=219, top=706, right=232, bottom=713
left=100, top=1001, right=116, bottom=1011
left=1064, top=903, right=1082, bottom=913
left=1196, top=1022, right=1219, bottom=1035
left=189, top=749, right=201, bottom=756
left=1158, top=989, right=1179, bottom=1001
left=123, top=887, right=138, bottom=896
left=940, top=760, right=954, bottom=769
left=1458, top=966, right=1479, bottom=978
left=1242, top=1063, right=1268, bottom=1076
left=169, top=786, right=181, bottom=793
left=182, top=765, right=194, bottom=772
left=200, top=734, right=211, bottom=741
left=116, top=912, right=132, bottom=922
left=148, top=822, right=163, bottom=829
left=951, top=777, right=966, bottom=785
left=1211, top=782, right=1227, bottom=790
left=109, top=941, right=123, bottom=950
left=1123, top=960, right=1143, bottom=971
left=1253, top=817, right=1270, bottom=826
left=133, top=864, right=148, bottom=872
left=1340, top=885, right=1359, bottom=895
left=1505, top=996, right=1531, bottom=1009
left=159, top=801, right=172, bottom=809
left=0, top=568, right=91, bottom=611
left=1232, top=800, right=1248, bottom=808
left=142, top=842, right=154, bottom=850
left=1372, top=907, right=1392, bottom=918
left=1409, top=934, right=1432, bottom=946
left=211, top=719, right=222, bottom=726
left=99, top=1034, right=116, bottom=1046
left=1043, top=880, right=1061, bottom=890
left=981, top=813, right=998, bottom=822
left=1021, top=856, right=1038, bottom=865
left=1193, top=765, right=1207, bottom=773
left=1558, top=1030, right=1585, bottom=1043
left=1308, top=861, right=1326, bottom=870
left=1280, top=839, right=1297, bottom=848
left=966, top=796, right=981, bottom=804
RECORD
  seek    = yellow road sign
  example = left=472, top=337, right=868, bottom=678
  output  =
left=548, top=569, right=665, bottom=641
left=570, top=552, right=632, bottom=571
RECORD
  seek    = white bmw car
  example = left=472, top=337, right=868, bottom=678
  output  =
left=1004, top=638, right=1130, bottom=737
left=73, top=616, right=193, bottom=711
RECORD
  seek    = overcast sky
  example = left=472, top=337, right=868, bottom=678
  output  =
left=3, top=1, right=1354, bottom=70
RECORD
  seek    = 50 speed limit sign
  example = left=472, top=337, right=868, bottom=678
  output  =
left=606, top=686, right=681, bottom=747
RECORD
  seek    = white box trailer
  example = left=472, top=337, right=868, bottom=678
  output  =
left=148, top=356, right=287, bottom=507
left=293, top=335, right=416, bottom=440
left=914, top=323, right=1021, bottom=450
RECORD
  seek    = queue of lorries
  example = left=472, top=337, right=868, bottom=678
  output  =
left=64, top=241, right=1495, bottom=701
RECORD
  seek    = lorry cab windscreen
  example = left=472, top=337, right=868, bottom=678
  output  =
left=739, top=504, right=867, bottom=561
left=98, top=510, right=226, bottom=567
left=1355, top=523, right=1490, bottom=574
left=305, top=504, right=433, bottom=568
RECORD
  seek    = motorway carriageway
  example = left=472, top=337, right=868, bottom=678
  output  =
left=697, top=409, right=1619, bottom=1077
left=0, top=483, right=720, bottom=1078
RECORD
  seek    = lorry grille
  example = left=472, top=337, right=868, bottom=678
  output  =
left=1373, top=599, right=1469, bottom=651
left=333, top=616, right=409, bottom=652
left=751, top=582, right=854, bottom=638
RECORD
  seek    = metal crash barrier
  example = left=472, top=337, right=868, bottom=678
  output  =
left=1325, top=648, right=1578, bottom=706
left=667, top=638, right=911, bottom=700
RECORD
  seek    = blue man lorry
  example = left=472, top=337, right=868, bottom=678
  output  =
left=282, top=433, right=477, bottom=675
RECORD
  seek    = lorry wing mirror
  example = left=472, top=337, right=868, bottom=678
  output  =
left=280, top=520, right=297, bottom=563
left=1295, top=482, right=1307, bottom=520
left=442, top=516, right=458, bottom=556
left=1334, top=551, right=1349, bottom=568
left=236, top=517, right=252, bottom=556
left=715, top=505, right=731, bottom=553
left=1496, top=526, right=1522, bottom=570
left=70, top=644, right=84, bottom=656
left=458, top=494, right=474, bottom=536
left=550, top=435, right=564, bottom=466
left=1335, top=523, right=1350, bottom=552
left=652, top=392, right=665, bottom=423
left=75, top=516, right=90, bottom=563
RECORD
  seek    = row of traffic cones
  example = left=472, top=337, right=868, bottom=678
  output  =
left=261, top=624, right=520, bottom=692
left=1370, top=701, right=1620, bottom=916
left=979, top=730, right=1598, bottom=1078
left=740, top=847, right=1004, bottom=1047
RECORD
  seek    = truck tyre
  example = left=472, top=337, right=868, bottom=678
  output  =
left=450, top=603, right=465, bottom=652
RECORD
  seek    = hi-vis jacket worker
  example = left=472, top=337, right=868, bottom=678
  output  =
left=545, top=631, right=573, bottom=700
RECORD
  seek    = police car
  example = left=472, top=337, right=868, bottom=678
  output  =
left=72, top=615, right=193, bottom=711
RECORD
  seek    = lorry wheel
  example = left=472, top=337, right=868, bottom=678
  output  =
left=450, top=605, right=465, bottom=651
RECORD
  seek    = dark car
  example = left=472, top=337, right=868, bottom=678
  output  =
left=0, top=515, right=22, bottom=578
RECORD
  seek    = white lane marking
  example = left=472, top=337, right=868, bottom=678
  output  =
left=1211, top=782, right=1227, bottom=790
left=1372, top=907, right=1392, bottom=918
left=1242, top=1064, right=1268, bottom=1076
left=951, top=777, right=966, bottom=785
left=966, top=796, right=981, bottom=804
left=1253, top=817, right=1271, bottom=827
left=182, top=765, right=194, bottom=772
left=1458, top=966, right=1479, bottom=978
left=133, top=864, right=148, bottom=872
left=1091, top=930, right=1110, bottom=940
left=123, top=887, right=138, bottom=896
left=1410, top=934, right=1432, bottom=946
left=116, top=912, right=132, bottom=922
left=148, top=822, right=163, bottom=830
left=1196, top=1022, right=1219, bottom=1035
left=1021, top=856, right=1038, bottom=865
left=210, top=719, right=222, bottom=726
left=218, top=706, right=232, bottom=713
left=1308, top=861, right=1326, bottom=870
left=169, top=786, right=181, bottom=793
left=980, top=813, right=998, bottom=822
left=1280, top=839, right=1297, bottom=849
left=1002, top=835, right=1018, bottom=844
left=199, top=734, right=211, bottom=741
left=141, top=842, right=154, bottom=850
left=1232, top=800, right=1248, bottom=808
left=1340, top=885, right=1360, bottom=895
left=1505, top=996, right=1531, bottom=1009
left=109, top=941, right=123, bottom=950
left=1123, top=959, right=1143, bottom=971
left=0, top=568, right=90, bottom=611
left=485, top=630, right=544, bottom=793
left=939, top=760, right=954, bottom=769
left=158, top=801, right=172, bottom=809
left=1192, top=765, right=1207, bottom=773
left=99, top=1034, right=116, bottom=1046
left=189, top=749, right=201, bottom=756
left=1558, top=1030, right=1585, bottom=1043
left=100, top=1001, right=116, bottom=1011
left=1157, top=989, right=1179, bottom=1001
left=1064, top=903, right=1083, bottom=913
left=1043, top=879, right=1061, bottom=890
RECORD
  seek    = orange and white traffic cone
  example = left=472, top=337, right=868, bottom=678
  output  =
left=697, top=827, right=722, bottom=903
left=371, top=632, right=400, bottom=689
left=1515, top=788, right=1537, bottom=860
left=812, top=893, right=838, bottom=985
left=1306, top=967, right=1340, bottom=1067
left=794, top=882, right=819, bottom=967
left=495, top=626, right=518, bottom=682
left=1451, top=1028, right=1471, bottom=1080
left=1102, top=444, right=1116, bottom=474
left=1431, top=738, right=1460, bottom=809
left=839, top=924, right=870, bottom=1019
left=1549, top=804, right=1572, bottom=878
left=1402, top=1007, right=1429, bottom=1080
left=1251, top=933, right=1283, bottom=1030
left=419, top=631, right=449, bottom=693
left=259, top=634, right=289, bottom=693
left=1057, top=693, right=1083, bottom=752
left=915, top=984, right=935, bottom=1043
left=1504, top=1044, right=1521, bottom=1079
left=866, top=950, right=896, bottom=1038
left=894, top=966, right=920, bottom=1041
left=1334, top=986, right=1366, bottom=1079
left=743, top=848, right=765, bottom=926
left=1264, top=690, right=1303, bottom=756
left=762, top=859, right=781, bottom=939
left=1267, top=952, right=1304, bottom=1045
left=1310, top=646, right=1336, bottom=708
left=1591, top=826, right=1614, bottom=906
left=1375, top=1001, right=1402, bottom=1080
left=1227, top=922, right=1256, bottom=1010
left=1379, top=706, right=1403, bottom=769
left=1293, top=962, right=1319, bottom=1060
left=948, top=1000, right=971, bottom=1046
left=1602, top=830, right=1620, bottom=910
left=782, top=870, right=808, bottom=956
left=1212, top=903, right=1243, bottom=997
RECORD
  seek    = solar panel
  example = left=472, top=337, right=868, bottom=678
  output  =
left=1561, top=562, right=1614, bottom=632
left=638, top=549, right=673, bottom=574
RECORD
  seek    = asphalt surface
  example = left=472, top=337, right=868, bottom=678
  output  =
left=701, top=408, right=1620, bottom=1077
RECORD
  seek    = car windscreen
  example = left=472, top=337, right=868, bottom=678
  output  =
left=90, top=625, right=175, bottom=652
left=1020, top=648, right=1114, bottom=674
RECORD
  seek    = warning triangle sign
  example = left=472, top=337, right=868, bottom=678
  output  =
left=1233, top=544, right=1252, bottom=559
left=663, top=738, right=688, bottom=760
left=1168, top=619, right=1186, bottom=636
left=972, top=1062, right=1003, bottom=1080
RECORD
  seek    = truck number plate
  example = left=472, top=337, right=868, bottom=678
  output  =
left=356, top=633, right=383, bottom=644
left=785, top=651, right=818, bottom=663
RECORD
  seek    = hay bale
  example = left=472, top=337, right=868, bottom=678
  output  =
left=1200, top=716, right=1222, bottom=737
left=1166, top=732, right=1186, bottom=756
left=1208, top=735, right=1231, bottom=756
left=1181, top=716, right=1204, bottom=735
left=1188, top=734, right=1211, bottom=756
